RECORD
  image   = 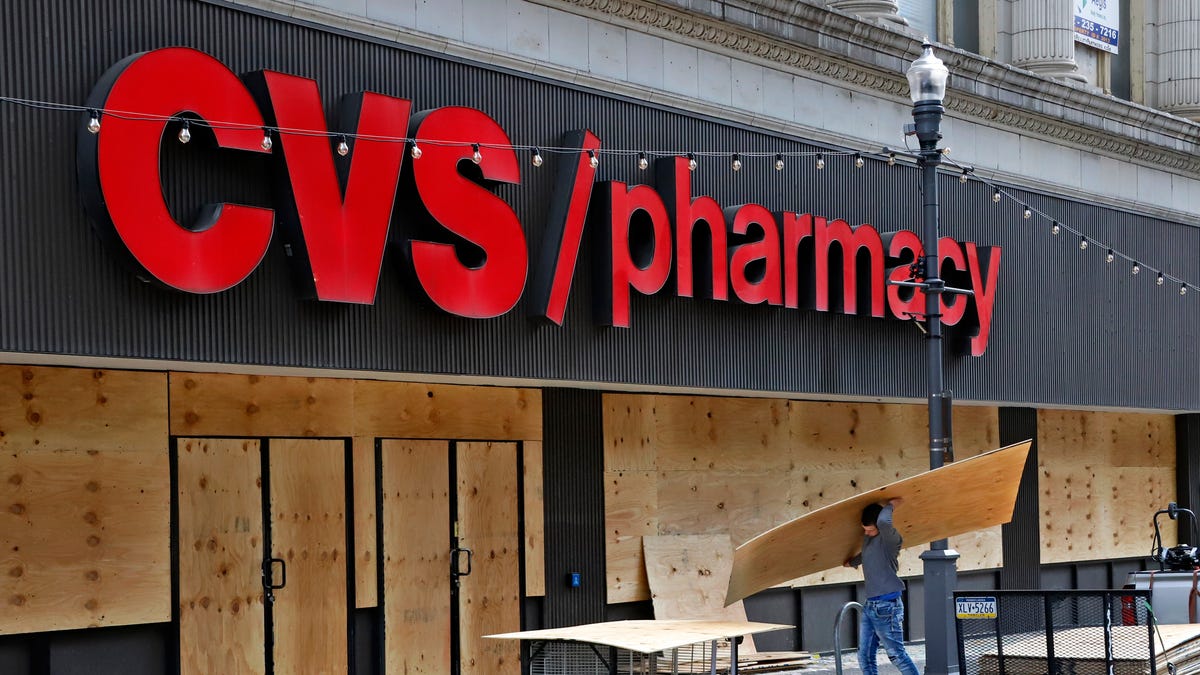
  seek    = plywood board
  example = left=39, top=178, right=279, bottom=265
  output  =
left=789, top=401, right=928, bottom=472
left=352, top=437, right=377, bottom=609
left=604, top=394, right=658, bottom=472
left=0, top=448, right=170, bottom=633
left=354, top=381, right=540, bottom=441
left=269, top=439, right=348, bottom=675
left=642, top=535, right=756, bottom=653
left=655, top=396, right=790, bottom=472
left=658, top=470, right=793, bottom=546
left=486, top=620, right=791, bottom=654
left=726, top=441, right=1031, bottom=604
left=170, top=372, right=354, bottom=437
left=178, top=439, right=265, bottom=675
left=606, top=470, right=657, bottom=603
left=458, top=442, right=521, bottom=675
left=380, top=439, right=451, bottom=675
left=0, top=365, right=166, bottom=452
left=523, top=441, right=545, bottom=597
left=1037, top=409, right=1174, bottom=467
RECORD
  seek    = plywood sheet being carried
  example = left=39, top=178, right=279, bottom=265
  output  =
left=0, top=448, right=170, bottom=633
left=642, top=534, right=755, bottom=653
left=457, top=442, right=521, bottom=675
left=0, top=365, right=167, bottom=452
left=380, top=440, right=451, bottom=675
left=354, top=381, right=540, bottom=441
left=177, top=439, right=265, bottom=675
left=170, top=372, right=354, bottom=438
left=269, top=439, right=348, bottom=675
left=726, top=440, right=1031, bottom=604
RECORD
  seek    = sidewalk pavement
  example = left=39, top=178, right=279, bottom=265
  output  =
left=776, top=641, right=928, bottom=674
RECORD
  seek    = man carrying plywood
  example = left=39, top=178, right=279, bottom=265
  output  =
left=845, top=498, right=921, bottom=675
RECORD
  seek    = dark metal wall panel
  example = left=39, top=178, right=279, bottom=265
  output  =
left=999, top=407, right=1042, bottom=590
left=47, top=624, right=169, bottom=675
left=541, top=389, right=606, bottom=627
left=1176, top=414, right=1200, bottom=544
left=0, top=0, right=1198, bottom=411
left=742, top=588, right=800, bottom=651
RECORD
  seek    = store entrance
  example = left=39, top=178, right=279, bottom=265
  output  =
left=377, top=439, right=522, bottom=675
left=175, top=437, right=354, bottom=675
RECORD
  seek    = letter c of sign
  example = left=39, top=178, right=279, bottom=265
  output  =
left=77, top=47, right=274, bottom=293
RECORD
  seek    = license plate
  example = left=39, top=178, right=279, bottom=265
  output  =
left=956, top=596, right=997, bottom=619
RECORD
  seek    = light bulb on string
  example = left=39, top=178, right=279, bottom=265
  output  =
left=1023, top=206, right=1032, bottom=220
left=687, top=153, right=697, bottom=171
left=816, top=153, right=825, bottom=170
left=87, top=109, right=101, bottom=134
left=959, top=168, right=969, bottom=184
left=410, top=141, right=422, bottom=160
left=337, top=136, right=350, bottom=156
left=1182, top=285, right=1189, bottom=296
left=887, top=153, right=896, bottom=167
left=1050, top=221, right=1060, bottom=235
left=1157, top=273, right=1165, bottom=286
left=774, top=154, right=784, bottom=171
left=992, top=188, right=1001, bottom=203
left=531, top=147, right=543, bottom=167
left=637, top=152, right=648, bottom=170
left=854, top=153, right=864, bottom=169
left=1106, top=250, right=1115, bottom=263
left=588, top=149, right=599, bottom=169
left=471, top=144, right=482, bottom=164
left=178, top=120, right=192, bottom=144
left=260, top=128, right=273, bottom=151
left=1132, top=262, right=1141, bottom=275
left=1079, top=237, right=1088, bottom=250
left=731, top=153, right=742, bottom=172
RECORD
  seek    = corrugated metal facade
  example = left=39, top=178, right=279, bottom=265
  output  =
left=0, top=0, right=1196, bottom=410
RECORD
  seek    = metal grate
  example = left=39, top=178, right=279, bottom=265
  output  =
left=955, top=590, right=1155, bottom=675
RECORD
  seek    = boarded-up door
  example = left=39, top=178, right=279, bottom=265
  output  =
left=379, top=440, right=521, bottom=675
left=176, top=438, right=352, bottom=675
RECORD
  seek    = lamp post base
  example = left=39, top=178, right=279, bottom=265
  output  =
left=920, top=546, right=961, bottom=674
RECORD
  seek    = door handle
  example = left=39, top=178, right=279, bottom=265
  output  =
left=450, top=547, right=473, bottom=585
left=262, top=557, right=286, bottom=603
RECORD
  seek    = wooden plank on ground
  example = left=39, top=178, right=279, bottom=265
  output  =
left=169, top=372, right=353, bottom=437
left=458, top=442, right=521, bottom=675
left=269, top=439, right=348, bottom=675
left=352, top=437, right=377, bottom=608
left=523, top=441, right=545, bottom=597
left=0, top=365, right=166, bottom=452
left=727, top=440, right=1031, bottom=604
left=0, top=448, right=170, bottom=633
left=354, top=381, right=540, bottom=441
left=642, top=534, right=756, bottom=653
left=380, top=440, right=451, bottom=674
left=178, top=439, right=265, bottom=675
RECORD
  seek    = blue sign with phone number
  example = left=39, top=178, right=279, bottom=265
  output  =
left=1074, top=13, right=1119, bottom=54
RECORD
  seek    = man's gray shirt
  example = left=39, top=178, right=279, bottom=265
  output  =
left=849, top=504, right=905, bottom=599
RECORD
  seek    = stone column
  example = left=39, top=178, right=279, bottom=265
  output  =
left=1011, top=0, right=1086, bottom=81
left=827, top=0, right=908, bottom=26
left=1156, top=1, right=1200, bottom=120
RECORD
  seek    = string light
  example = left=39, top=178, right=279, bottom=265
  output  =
left=260, top=128, right=273, bottom=151
left=588, top=149, right=599, bottom=169
left=687, top=153, right=697, bottom=171
left=87, top=109, right=101, bottom=134
left=854, top=153, right=864, bottom=169
left=1157, top=273, right=1165, bottom=286
left=1106, top=250, right=1115, bottom=263
left=178, top=120, right=191, bottom=144
left=992, top=188, right=1001, bottom=203
left=731, top=153, right=742, bottom=172
left=471, top=143, right=482, bottom=164
left=410, top=140, right=422, bottom=159
left=337, top=135, right=349, bottom=156
left=816, top=153, right=825, bottom=170
left=887, top=153, right=896, bottom=166
left=959, top=168, right=969, bottom=184
left=1023, top=206, right=1032, bottom=220
left=1132, top=262, right=1141, bottom=275
left=1050, top=221, right=1060, bottom=235
left=1079, top=237, right=1088, bottom=250
left=774, top=153, right=784, bottom=171
left=1182, top=285, right=1189, bottom=296
left=531, top=147, right=543, bottom=167
left=637, top=152, right=648, bottom=170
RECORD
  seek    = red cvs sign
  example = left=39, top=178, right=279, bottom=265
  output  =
left=77, top=47, right=1001, bottom=355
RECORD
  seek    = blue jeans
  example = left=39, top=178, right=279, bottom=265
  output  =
left=858, top=598, right=920, bottom=675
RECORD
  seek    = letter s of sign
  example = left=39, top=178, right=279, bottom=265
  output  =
left=77, top=47, right=275, bottom=293
left=406, top=107, right=527, bottom=318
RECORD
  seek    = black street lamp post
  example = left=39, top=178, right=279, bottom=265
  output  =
left=905, top=42, right=964, bottom=675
